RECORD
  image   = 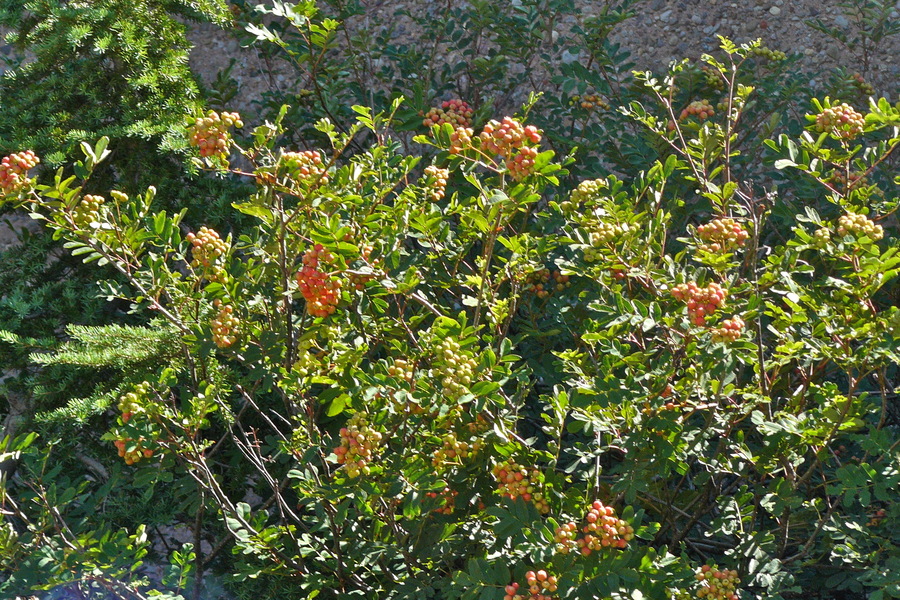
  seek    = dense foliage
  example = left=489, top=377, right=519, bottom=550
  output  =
left=0, top=1, right=898, bottom=599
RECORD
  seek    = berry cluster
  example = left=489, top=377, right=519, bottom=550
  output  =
left=680, top=100, right=715, bottom=121
left=570, top=94, right=609, bottom=111
left=0, top=151, right=39, bottom=195
left=297, top=245, right=341, bottom=317
left=751, top=44, right=787, bottom=61
left=114, top=437, right=154, bottom=466
left=837, top=213, right=884, bottom=241
left=423, top=99, right=474, bottom=129
left=671, top=282, right=727, bottom=326
left=491, top=459, right=550, bottom=513
left=118, top=382, right=153, bottom=424
left=280, top=150, right=329, bottom=185
left=584, top=221, right=629, bottom=261
left=813, top=227, right=831, bottom=247
left=525, top=269, right=570, bottom=298
left=449, top=127, right=474, bottom=155
left=563, top=178, right=604, bottom=213
left=867, top=508, right=887, bottom=527
left=554, top=499, right=634, bottom=555
left=423, top=165, right=449, bottom=201
left=479, top=117, right=542, bottom=157
left=333, top=413, right=383, bottom=477
left=850, top=72, right=875, bottom=96
left=711, top=316, right=744, bottom=343
left=387, top=358, right=415, bottom=384
left=211, top=300, right=239, bottom=348
left=828, top=169, right=866, bottom=190
left=641, top=398, right=688, bottom=416
left=700, top=65, right=725, bottom=90
left=516, top=570, right=559, bottom=600
left=188, top=110, right=243, bottom=159
left=694, top=565, right=740, bottom=600
left=73, top=195, right=104, bottom=228
left=507, top=146, right=539, bottom=181
left=696, top=218, right=749, bottom=253
left=187, top=227, right=229, bottom=270
left=815, top=103, right=865, bottom=140
left=432, top=432, right=483, bottom=467
left=425, top=487, right=458, bottom=515
left=434, top=338, right=477, bottom=399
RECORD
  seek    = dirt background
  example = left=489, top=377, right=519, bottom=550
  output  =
left=185, top=0, right=900, bottom=120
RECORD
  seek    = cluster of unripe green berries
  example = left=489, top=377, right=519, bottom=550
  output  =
left=423, top=165, right=449, bottom=201
left=560, top=178, right=604, bottom=214
left=751, top=44, right=787, bottom=61
left=434, top=337, right=477, bottom=399
left=118, top=382, right=153, bottom=424
left=697, top=218, right=749, bottom=253
left=387, top=358, right=415, bottom=384
left=554, top=500, right=634, bottom=555
left=188, top=110, right=243, bottom=159
left=711, top=316, right=744, bottom=343
left=700, top=65, right=725, bottom=90
left=815, top=103, right=865, bottom=140
left=432, top=432, right=483, bottom=467
left=671, top=282, right=727, bottom=326
left=694, top=565, right=740, bottom=600
left=73, top=194, right=105, bottom=228
left=502, top=570, right=559, bottom=600
left=850, top=72, right=875, bottom=96
left=425, top=487, right=458, bottom=515
left=333, top=413, right=383, bottom=477
left=813, top=227, right=831, bottom=247
left=583, top=221, right=629, bottom=261
left=280, top=150, right=329, bottom=185
left=680, top=99, right=715, bottom=121
left=569, top=94, right=609, bottom=111
left=837, top=212, right=883, bottom=241
left=297, top=244, right=342, bottom=317
left=187, top=227, right=229, bottom=270
left=0, top=150, right=39, bottom=195
left=491, top=459, right=550, bottom=513
left=211, top=299, right=239, bottom=348
left=422, top=99, right=474, bottom=128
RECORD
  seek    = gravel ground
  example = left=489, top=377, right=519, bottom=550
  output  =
left=186, top=0, right=900, bottom=120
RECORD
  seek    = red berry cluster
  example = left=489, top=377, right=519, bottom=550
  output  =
left=503, top=570, right=559, bottom=600
left=491, top=459, right=549, bottom=513
left=425, top=487, right=458, bottom=515
left=680, top=100, right=715, bottom=121
left=423, top=99, right=474, bottom=128
left=0, top=151, right=39, bottom=195
left=297, top=245, right=341, bottom=318
left=554, top=499, right=634, bottom=555
left=671, top=282, right=727, bottom=326
left=280, top=150, right=329, bottom=185
left=694, top=565, right=740, bottom=600
left=423, top=165, right=449, bottom=201
left=828, top=169, right=866, bottom=190
left=479, top=117, right=542, bottom=180
left=449, top=127, right=474, bottom=155
left=525, top=269, right=570, bottom=298
left=333, top=413, right=383, bottom=477
left=697, top=218, right=749, bottom=253
left=837, top=213, right=883, bottom=241
left=434, top=337, right=477, bottom=399
left=211, top=299, right=239, bottom=348
left=188, top=110, right=243, bottom=158
left=118, top=382, right=153, bottom=424
left=187, top=227, right=229, bottom=270
left=73, top=194, right=105, bottom=228
left=711, top=316, right=744, bottom=343
left=432, top=432, right=483, bottom=468
left=815, top=103, right=864, bottom=140
left=114, top=437, right=154, bottom=465
left=850, top=72, right=875, bottom=96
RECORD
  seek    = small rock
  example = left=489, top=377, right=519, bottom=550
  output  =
left=835, top=15, right=849, bottom=28
left=769, top=6, right=781, bottom=16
